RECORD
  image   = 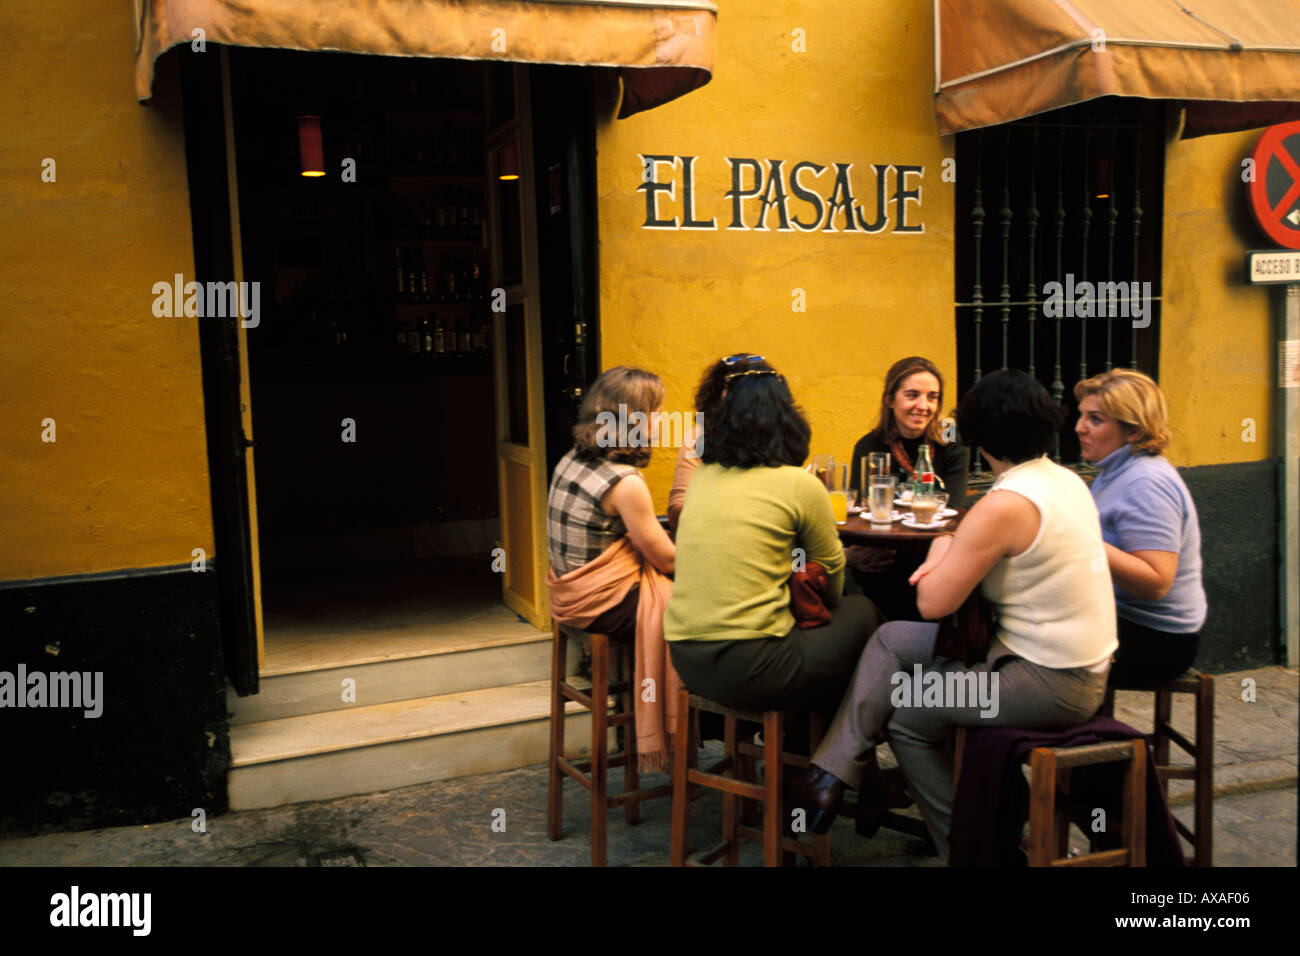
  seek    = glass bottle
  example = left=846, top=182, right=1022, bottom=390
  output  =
left=915, top=443, right=935, bottom=497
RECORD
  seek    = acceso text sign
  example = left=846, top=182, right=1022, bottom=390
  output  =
left=1246, top=250, right=1300, bottom=285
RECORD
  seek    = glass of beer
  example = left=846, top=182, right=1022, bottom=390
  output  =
left=811, top=453, right=835, bottom=490
left=868, top=476, right=896, bottom=528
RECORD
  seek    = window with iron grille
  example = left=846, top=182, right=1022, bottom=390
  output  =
left=955, top=98, right=1166, bottom=481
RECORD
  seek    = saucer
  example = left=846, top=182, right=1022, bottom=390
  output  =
left=901, top=516, right=949, bottom=530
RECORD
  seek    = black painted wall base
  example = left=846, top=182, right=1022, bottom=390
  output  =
left=1181, top=459, right=1281, bottom=672
left=0, top=566, right=229, bottom=836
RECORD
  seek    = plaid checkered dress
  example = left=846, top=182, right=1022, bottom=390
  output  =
left=547, top=448, right=638, bottom=575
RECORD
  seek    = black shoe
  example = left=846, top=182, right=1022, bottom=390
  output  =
left=800, top=765, right=846, bottom=835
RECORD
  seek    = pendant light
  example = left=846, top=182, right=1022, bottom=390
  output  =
left=298, top=115, right=325, bottom=178
left=498, top=141, right=520, bottom=181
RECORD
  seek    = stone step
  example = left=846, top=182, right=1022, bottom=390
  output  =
left=227, top=678, right=610, bottom=811
left=228, top=630, right=575, bottom=725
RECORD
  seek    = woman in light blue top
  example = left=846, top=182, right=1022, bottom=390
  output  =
left=1075, top=369, right=1207, bottom=684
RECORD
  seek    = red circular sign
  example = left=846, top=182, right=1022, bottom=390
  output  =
left=1249, top=120, right=1300, bottom=249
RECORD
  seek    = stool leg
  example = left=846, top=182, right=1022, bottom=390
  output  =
left=1027, top=748, right=1057, bottom=866
left=547, top=624, right=566, bottom=842
left=764, top=710, right=783, bottom=867
left=1194, top=676, right=1214, bottom=866
left=590, top=633, right=610, bottom=867
left=1125, top=739, right=1147, bottom=866
left=669, top=688, right=693, bottom=866
left=621, top=644, right=641, bottom=825
left=1153, top=689, right=1172, bottom=791
left=723, top=716, right=740, bottom=865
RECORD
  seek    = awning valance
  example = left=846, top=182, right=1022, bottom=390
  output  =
left=135, top=0, right=716, bottom=117
left=935, top=0, right=1300, bottom=137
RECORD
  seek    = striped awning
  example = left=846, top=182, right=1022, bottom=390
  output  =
left=135, top=0, right=716, bottom=117
left=935, top=0, right=1300, bottom=137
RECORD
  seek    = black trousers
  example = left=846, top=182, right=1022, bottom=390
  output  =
left=667, top=595, right=881, bottom=725
left=1108, top=616, right=1201, bottom=686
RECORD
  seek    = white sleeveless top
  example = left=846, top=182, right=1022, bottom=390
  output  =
left=980, top=456, right=1118, bottom=668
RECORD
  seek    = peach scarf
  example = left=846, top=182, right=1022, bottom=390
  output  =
left=546, top=537, right=682, bottom=772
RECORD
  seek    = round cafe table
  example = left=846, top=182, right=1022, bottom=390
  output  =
left=837, top=506, right=967, bottom=550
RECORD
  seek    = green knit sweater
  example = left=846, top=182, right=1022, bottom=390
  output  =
left=664, top=463, right=845, bottom=642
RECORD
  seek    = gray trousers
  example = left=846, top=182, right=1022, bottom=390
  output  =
left=812, top=620, right=1109, bottom=860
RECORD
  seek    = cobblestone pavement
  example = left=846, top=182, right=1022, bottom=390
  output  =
left=0, top=666, right=1294, bottom=867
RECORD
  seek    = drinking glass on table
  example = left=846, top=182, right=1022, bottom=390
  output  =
left=867, top=452, right=891, bottom=480
left=828, top=464, right=850, bottom=523
left=910, top=492, right=946, bottom=526
left=868, top=476, right=896, bottom=528
left=810, top=453, right=834, bottom=490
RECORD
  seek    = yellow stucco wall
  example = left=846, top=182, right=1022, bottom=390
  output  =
left=0, top=1, right=213, bottom=580
left=1160, top=126, right=1278, bottom=467
left=596, top=2, right=956, bottom=505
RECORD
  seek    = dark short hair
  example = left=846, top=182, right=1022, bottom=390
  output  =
left=700, top=358, right=810, bottom=468
left=955, top=370, right=1064, bottom=463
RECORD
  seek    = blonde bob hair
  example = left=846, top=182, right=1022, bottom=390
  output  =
left=571, top=366, right=665, bottom=467
left=1073, top=368, right=1171, bottom=454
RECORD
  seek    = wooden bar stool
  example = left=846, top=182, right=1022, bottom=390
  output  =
left=547, top=622, right=673, bottom=867
left=955, top=725, right=1148, bottom=866
left=669, top=688, right=831, bottom=867
left=1100, top=669, right=1214, bottom=866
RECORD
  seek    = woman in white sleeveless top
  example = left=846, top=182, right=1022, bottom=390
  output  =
left=801, top=370, right=1117, bottom=859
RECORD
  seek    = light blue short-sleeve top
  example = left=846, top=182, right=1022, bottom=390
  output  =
left=1089, top=444, right=1207, bottom=633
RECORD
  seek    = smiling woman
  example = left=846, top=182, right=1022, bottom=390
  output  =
left=846, top=356, right=970, bottom=620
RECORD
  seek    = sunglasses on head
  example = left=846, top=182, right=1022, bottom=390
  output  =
left=722, top=353, right=764, bottom=366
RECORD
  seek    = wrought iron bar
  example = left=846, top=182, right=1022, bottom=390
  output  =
left=1104, top=129, right=1118, bottom=371
left=1025, top=127, right=1039, bottom=381
left=1052, top=128, right=1066, bottom=460
left=999, top=129, right=1013, bottom=371
left=971, top=132, right=985, bottom=479
left=1078, top=132, right=1091, bottom=396
left=1130, top=132, right=1143, bottom=369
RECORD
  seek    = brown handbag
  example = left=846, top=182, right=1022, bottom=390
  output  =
left=789, top=561, right=832, bottom=630
left=932, top=588, right=997, bottom=665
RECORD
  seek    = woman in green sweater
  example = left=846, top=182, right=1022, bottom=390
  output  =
left=664, top=355, right=881, bottom=721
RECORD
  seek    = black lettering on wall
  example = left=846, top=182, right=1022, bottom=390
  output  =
left=725, top=157, right=763, bottom=230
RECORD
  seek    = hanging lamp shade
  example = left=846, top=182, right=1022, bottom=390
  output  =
left=298, top=115, right=325, bottom=178
left=498, top=141, right=519, bottom=181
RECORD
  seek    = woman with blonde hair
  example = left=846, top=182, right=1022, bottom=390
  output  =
left=545, top=366, right=680, bottom=770
left=1075, top=368, right=1206, bottom=684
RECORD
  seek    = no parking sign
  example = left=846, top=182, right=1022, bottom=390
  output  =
left=1249, top=120, right=1300, bottom=250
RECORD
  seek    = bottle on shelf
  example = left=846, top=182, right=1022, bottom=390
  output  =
left=419, top=316, right=433, bottom=354
left=434, top=314, right=449, bottom=354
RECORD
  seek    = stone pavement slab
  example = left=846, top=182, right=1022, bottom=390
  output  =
left=1, top=666, right=1293, bottom=868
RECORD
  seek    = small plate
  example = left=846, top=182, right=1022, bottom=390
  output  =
left=894, top=496, right=914, bottom=506
left=901, top=516, right=949, bottom=530
left=937, top=507, right=958, bottom=518
left=861, top=512, right=906, bottom=523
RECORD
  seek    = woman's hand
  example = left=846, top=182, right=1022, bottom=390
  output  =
left=908, top=534, right=953, bottom=585
left=846, top=544, right=896, bottom=573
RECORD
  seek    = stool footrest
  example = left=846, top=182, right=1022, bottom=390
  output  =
left=687, top=767, right=764, bottom=800
left=1053, top=847, right=1132, bottom=867
left=1156, top=723, right=1196, bottom=757
left=1040, top=740, right=1140, bottom=769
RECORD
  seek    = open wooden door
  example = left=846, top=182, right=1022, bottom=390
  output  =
left=181, top=46, right=266, bottom=694
left=489, top=66, right=550, bottom=629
